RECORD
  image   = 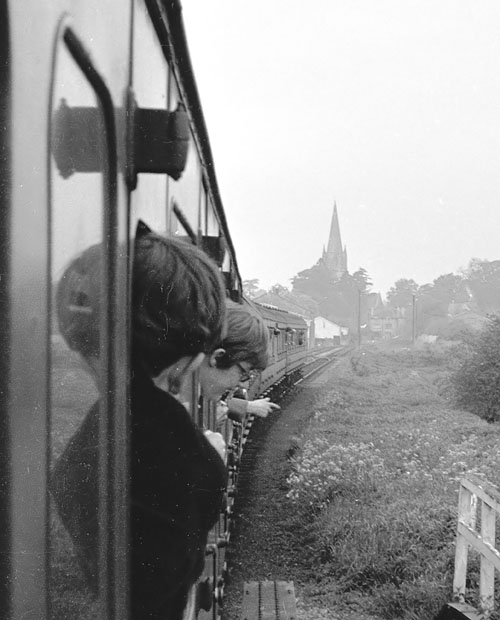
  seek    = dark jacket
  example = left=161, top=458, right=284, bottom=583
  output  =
left=51, top=365, right=226, bottom=619
left=130, top=367, right=226, bottom=618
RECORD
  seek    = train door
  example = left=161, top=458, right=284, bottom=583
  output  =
left=48, top=16, right=132, bottom=620
left=1, top=3, right=131, bottom=620
left=49, top=27, right=129, bottom=620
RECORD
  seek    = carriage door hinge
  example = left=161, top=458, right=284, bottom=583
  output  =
left=126, top=88, right=190, bottom=190
left=51, top=90, right=190, bottom=187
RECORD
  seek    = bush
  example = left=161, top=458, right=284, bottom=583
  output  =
left=435, top=318, right=478, bottom=344
left=452, top=314, right=500, bottom=421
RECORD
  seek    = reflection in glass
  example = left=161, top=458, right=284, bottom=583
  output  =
left=48, top=41, right=104, bottom=620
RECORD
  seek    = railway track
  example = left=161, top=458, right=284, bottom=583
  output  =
left=297, top=346, right=352, bottom=384
left=221, top=348, right=350, bottom=620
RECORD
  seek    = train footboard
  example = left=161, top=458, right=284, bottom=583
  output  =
left=434, top=602, right=483, bottom=620
left=241, top=581, right=297, bottom=620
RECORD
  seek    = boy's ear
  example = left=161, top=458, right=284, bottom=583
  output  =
left=209, top=348, right=226, bottom=367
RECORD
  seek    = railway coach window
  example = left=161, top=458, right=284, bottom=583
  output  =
left=206, top=199, right=220, bottom=237
left=268, top=328, right=277, bottom=359
left=200, top=197, right=223, bottom=267
left=48, top=39, right=109, bottom=620
left=168, top=139, right=202, bottom=237
left=130, top=0, right=169, bottom=233
left=167, top=84, right=201, bottom=236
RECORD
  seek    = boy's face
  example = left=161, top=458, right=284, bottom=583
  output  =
left=198, top=356, right=252, bottom=401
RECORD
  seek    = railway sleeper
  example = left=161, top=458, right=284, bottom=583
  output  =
left=241, top=580, right=297, bottom=620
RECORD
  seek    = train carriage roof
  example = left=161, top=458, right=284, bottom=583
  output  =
left=245, top=298, right=308, bottom=329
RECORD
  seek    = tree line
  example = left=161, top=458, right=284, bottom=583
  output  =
left=244, top=257, right=500, bottom=337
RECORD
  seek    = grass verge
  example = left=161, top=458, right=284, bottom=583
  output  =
left=286, top=341, right=500, bottom=620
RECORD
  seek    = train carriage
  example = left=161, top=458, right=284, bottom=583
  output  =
left=0, top=2, right=314, bottom=619
left=1, top=1, right=243, bottom=619
left=247, top=302, right=309, bottom=400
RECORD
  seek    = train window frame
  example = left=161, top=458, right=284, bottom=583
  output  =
left=171, top=199, right=198, bottom=243
left=48, top=24, right=127, bottom=620
left=0, top=4, right=9, bottom=611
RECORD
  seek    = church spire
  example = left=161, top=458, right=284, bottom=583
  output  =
left=326, top=202, right=342, bottom=258
left=324, top=202, right=347, bottom=280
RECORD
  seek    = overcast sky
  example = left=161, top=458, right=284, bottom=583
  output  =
left=181, top=1, right=500, bottom=297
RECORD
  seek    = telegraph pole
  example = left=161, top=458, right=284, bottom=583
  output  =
left=358, top=288, right=362, bottom=348
left=412, top=294, right=416, bottom=345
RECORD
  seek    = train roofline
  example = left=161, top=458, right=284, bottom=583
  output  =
left=149, top=0, right=242, bottom=285
left=246, top=298, right=309, bottom=327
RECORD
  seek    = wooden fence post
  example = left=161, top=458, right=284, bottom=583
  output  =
left=453, top=482, right=477, bottom=603
left=451, top=477, right=500, bottom=617
left=480, top=501, right=495, bottom=616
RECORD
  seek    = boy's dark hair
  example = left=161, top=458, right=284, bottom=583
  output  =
left=56, top=226, right=227, bottom=375
left=216, top=300, right=269, bottom=371
left=132, top=230, right=226, bottom=375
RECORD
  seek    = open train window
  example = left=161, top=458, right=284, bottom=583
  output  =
left=48, top=28, right=120, bottom=620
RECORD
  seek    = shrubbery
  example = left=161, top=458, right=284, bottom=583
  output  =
left=452, top=314, right=500, bottom=422
left=435, top=318, right=478, bottom=344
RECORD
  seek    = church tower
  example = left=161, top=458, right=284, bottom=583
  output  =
left=323, top=202, right=348, bottom=280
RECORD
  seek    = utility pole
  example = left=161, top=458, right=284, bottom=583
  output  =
left=412, top=294, right=416, bottom=345
left=358, top=288, right=362, bottom=348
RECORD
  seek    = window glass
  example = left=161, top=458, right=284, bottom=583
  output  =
left=206, top=200, right=219, bottom=237
left=222, top=250, right=231, bottom=273
left=167, top=82, right=200, bottom=236
left=130, top=0, right=168, bottom=233
left=268, top=328, right=275, bottom=358
left=170, top=199, right=198, bottom=242
left=49, top=40, right=105, bottom=620
left=168, top=139, right=201, bottom=236
left=199, top=188, right=207, bottom=234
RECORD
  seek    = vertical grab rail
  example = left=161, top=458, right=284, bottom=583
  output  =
left=453, top=476, right=500, bottom=617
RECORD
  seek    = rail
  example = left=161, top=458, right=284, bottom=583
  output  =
left=448, top=476, right=500, bottom=618
left=229, top=346, right=351, bottom=620
left=296, top=345, right=352, bottom=384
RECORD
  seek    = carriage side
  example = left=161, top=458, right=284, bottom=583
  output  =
left=1, top=1, right=240, bottom=618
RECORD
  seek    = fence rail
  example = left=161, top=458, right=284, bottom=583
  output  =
left=453, top=476, right=500, bottom=616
